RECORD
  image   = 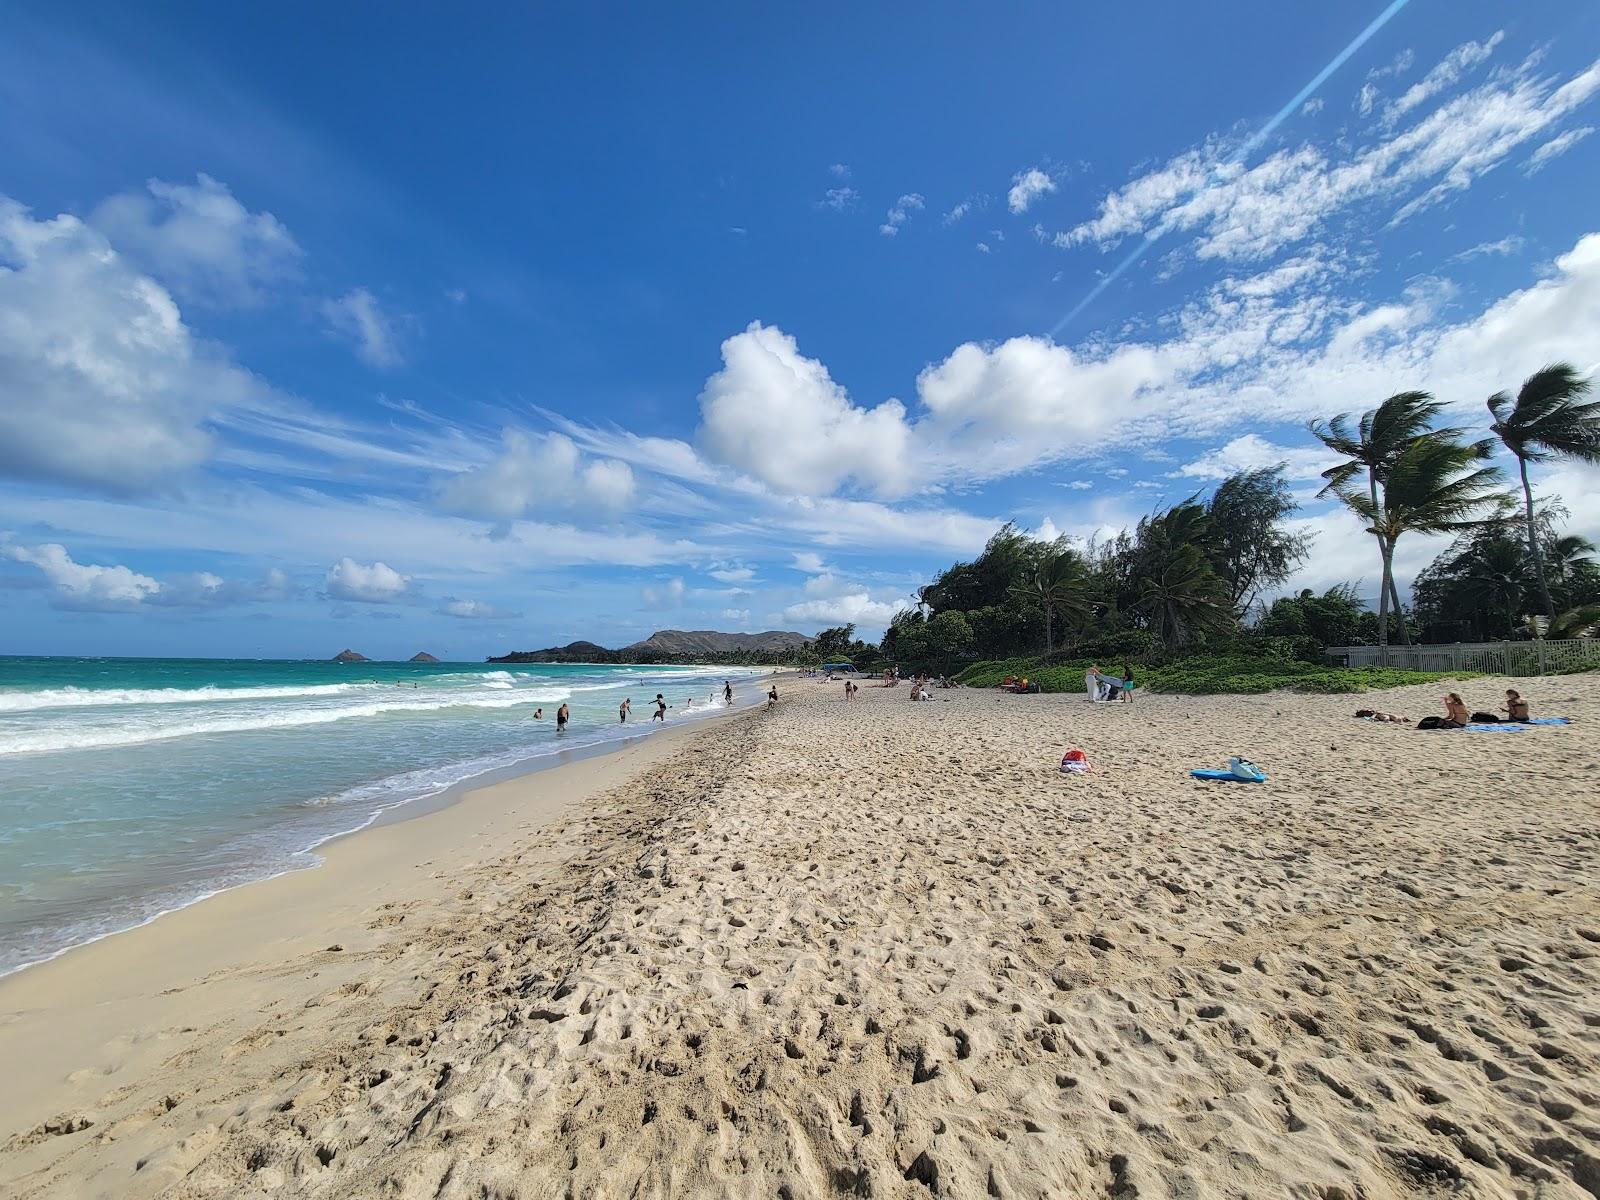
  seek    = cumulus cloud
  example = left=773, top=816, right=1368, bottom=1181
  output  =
left=690, top=228, right=1600, bottom=504
left=438, top=597, right=522, bottom=619
left=708, top=564, right=756, bottom=583
left=697, top=322, right=912, bottom=496
left=436, top=430, right=635, bottom=523
left=782, top=590, right=912, bottom=630
left=0, top=196, right=266, bottom=495
left=89, top=174, right=302, bottom=307
left=828, top=163, right=851, bottom=179
left=641, top=576, right=686, bottom=606
left=1, top=541, right=161, bottom=610
left=1007, top=167, right=1056, bottom=214
left=322, top=287, right=403, bottom=368
left=819, top=187, right=858, bottom=211
left=879, top=193, right=924, bottom=236
left=324, top=557, right=410, bottom=603
left=1176, top=434, right=1339, bottom=482
left=1052, top=46, right=1600, bottom=262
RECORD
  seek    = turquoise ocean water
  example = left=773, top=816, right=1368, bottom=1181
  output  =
left=0, top=656, right=769, bottom=976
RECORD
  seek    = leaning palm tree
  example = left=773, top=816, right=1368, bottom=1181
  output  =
left=1009, top=549, right=1090, bottom=655
left=1137, top=543, right=1233, bottom=650
left=1310, top=392, right=1443, bottom=648
left=1487, top=363, right=1600, bottom=620
left=1336, top=431, right=1505, bottom=659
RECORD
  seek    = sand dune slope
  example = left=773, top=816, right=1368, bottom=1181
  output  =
left=5, top=676, right=1599, bottom=1198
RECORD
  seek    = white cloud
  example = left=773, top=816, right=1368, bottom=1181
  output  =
left=1300, top=98, right=1325, bottom=117
left=1525, top=125, right=1595, bottom=174
left=436, top=430, right=635, bottom=523
left=697, top=322, right=911, bottom=496
left=641, top=576, right=686, bottom=606
left=944, top=200, right=972, bottom=224
left=1356, top=83, right=1379, bottom=117
left=1053, top=47, right=1600, bottom=262
left=708, top=564, right=756, bottom=583
left=438, top=597, right=522, bottom=619
left=1007, top=167, right=1056, bottom=214
left=1383, top=32, right=1502, bottom=125
left=322, top=287, right=403, bottom=368
left=324, top=557, right=410, bottom=603
left=829, top=163, right=851, bottom=179
left=820, top=187, right=858, bottom=211
left=793, top=551, right=829, bottom=574
left=0, top=196, right=265, bottom=495
left=688, top=229, right=1600, bottom=505
left=976, top=242, right=991, bottom=253
left=1, top=541, right=161, bottom=610
left=879, top=193, right=924, bottom=236
left=782, top=590, right=912, bottom=630
left=1451, top=235, right=1526, bottom=261
left=720, top=607, right=750, bottom=623
left=1058, top=480, right=1093, bottom=490
left=1176, top=434, right=1339, bottom=481
left=89, top=174, right=302, bottom=307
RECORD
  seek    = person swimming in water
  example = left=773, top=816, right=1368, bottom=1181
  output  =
left=533, top=708, right=543, bottom=719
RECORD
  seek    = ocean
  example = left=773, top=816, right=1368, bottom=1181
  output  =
left=0, top=656, right=770, bottom=977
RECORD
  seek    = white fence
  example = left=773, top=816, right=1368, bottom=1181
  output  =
left=1325, top=639, right=1600, bottom=675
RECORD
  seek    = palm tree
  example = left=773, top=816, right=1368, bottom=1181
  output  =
left=1336, top=431, right=1504, bottom=654
left=1137, top=543, right=1233, bottom=649
left=1010, top=550, right=1089, bottom=654
left=1548, top=533, right=1597, bottom=584
left=1310, top=392, right=1442, bottom=651
left=1458, top=538, right=1531, bottom=638
left=1487, top=363, right=1600, bottom=621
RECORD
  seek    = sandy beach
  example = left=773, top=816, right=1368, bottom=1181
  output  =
left=3, top=675, right=1598, bottom=1199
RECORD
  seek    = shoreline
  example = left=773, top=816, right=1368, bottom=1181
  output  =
left=0, top=672, right=780, bottom=983
left=0, top=699, right=760, bottom=1147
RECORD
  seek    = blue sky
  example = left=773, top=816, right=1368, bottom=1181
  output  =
left=4, top=0, right=1600, bottom=659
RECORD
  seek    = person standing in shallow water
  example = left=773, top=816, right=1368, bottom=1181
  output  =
left=556, top=703, right=569, bottom=732
left=653, top=694, right=668, bottom=722
left=723, top=681, right=733, bottom=706
left=619, top=698, right=631, bottom=723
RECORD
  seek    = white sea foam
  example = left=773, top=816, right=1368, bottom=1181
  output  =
left=0, top=683, right=361, bottom=713
left=0, top=689, right=574, bottom=756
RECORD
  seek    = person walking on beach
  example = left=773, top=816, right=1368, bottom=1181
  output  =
left=619, top=698, right=631, bottom=723
left=723, top=680, right=733, bottom=706
left=767, top=684, right=779, bottom=709
left=556, top=703, right=569, bottom=731
left=1120, top=662, right=1135, bottom=704
left=653, top=694, right=668, bottom=722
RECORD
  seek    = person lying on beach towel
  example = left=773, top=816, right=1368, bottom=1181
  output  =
left=1354, top=709, right=1410, bottom=723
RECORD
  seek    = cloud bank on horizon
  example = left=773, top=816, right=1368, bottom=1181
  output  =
left=3, top=2, right=1600, bottom=657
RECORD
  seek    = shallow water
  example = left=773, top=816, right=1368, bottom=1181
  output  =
left=0, top=656, right=767, bottom=976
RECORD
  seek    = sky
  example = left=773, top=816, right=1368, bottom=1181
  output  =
left=4, top=0, right=1600, bottom=660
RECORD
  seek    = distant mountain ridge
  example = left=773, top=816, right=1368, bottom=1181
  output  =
left=487, top=629, right=812, bottom=665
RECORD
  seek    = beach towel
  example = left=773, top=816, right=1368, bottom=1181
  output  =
left=1191, top=757, right=1267, bottom=783
left=1526, top=716, right=1572, bottom=725
left=1465, top=722, right=1526, bottom=732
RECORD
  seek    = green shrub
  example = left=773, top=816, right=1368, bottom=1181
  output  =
left=955, top=654, right=1479, bottom=695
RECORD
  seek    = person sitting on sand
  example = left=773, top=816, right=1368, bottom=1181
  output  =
left=1501, top=689, right=1530, bottom=722
left=1443, top=693, right=1470, bottom=727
